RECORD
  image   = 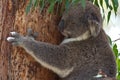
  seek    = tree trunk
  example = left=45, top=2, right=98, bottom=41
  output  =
left=0, top=0, right=63, bottom=80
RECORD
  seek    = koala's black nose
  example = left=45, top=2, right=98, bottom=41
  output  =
left=58, top=19, right=65, bottom=32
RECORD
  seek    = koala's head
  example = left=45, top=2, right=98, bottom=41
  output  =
left=58, top=1, right=102, bottom=39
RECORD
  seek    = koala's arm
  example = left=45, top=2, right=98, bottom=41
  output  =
left=7, top=30, right=73, bottom=78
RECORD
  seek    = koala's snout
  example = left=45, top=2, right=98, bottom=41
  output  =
left=58, top=20, right=65, bottom=32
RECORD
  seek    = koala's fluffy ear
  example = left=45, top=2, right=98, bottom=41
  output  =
left=88, top=19, right=101, bottom=37
left=85, top=7, right=102, bottom=37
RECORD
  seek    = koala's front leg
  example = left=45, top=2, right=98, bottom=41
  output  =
left=7, top=29, right=73, bottom=78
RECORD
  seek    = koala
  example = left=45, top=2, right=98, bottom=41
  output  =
left=7, top=1, right=116, bottom=80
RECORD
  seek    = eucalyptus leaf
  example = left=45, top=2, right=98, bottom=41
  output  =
left=25, top=0, right=33, bottom=14
left=107, top=11, right=111, bottom=23
left=112, top=0, right=118, bottom=15
left=116, top=58, right=120, bottom=80
left=40, top=0, right=45, bottom=12
left=48, top=2, right=55, bottom=13
left=81, top=0, right=86, bottom=8
left=94, top=0, right=99, bottom=7
left=90, top=0, right=94, bottom=3
left=108, top=5, right=113, bottom=10
left=100, top=0, right=103, bottom=8
left=65, top=0, right=70, bottom=10
left=107, top=35, right=112, bottom=45
left=113, top=44, right=118, bottom=59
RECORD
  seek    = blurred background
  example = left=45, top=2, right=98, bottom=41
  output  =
left=102, top=0, right=120, bottom=50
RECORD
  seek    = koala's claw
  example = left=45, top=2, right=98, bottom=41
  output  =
left=27, top=28, right=38, bottom=39
left=10, top=32, right=16, bottom=35
left=32, top=32, right=38, bottom=39
left=7, top=31, right=23, bottom=46
left=10, top=31, right=20, bottom=37
left=27, top=28, right=33, bottom=36
left=7, top=37, right=19, bottom=45
left=7, top=37, right=15, bottom=42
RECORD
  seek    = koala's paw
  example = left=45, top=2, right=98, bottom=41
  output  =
left=7, top=29, right=38, bottom=46
left=7, top=31, right=24, bottom=46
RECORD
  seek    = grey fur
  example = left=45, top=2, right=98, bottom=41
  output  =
left=7, top=1, right=116, bottom=80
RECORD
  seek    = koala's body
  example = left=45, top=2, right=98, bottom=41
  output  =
left=7, top=1, right=116, bottom=80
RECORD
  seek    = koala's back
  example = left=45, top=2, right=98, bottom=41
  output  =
left=61, top=29, right=116, bottom=80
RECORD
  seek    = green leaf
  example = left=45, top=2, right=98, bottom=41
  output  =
left=25, top=0, right=33, bottom=14
left=108, top=5, right=113, bottom=10
left=105, top=0, right=109, bottom=8
left=80, top=0, right=86, bottom=8
left=113, top=44, right=118, bottom=59
left=107, top=11, right=111, bottom=23
left=107, top=35, right=112, bottom=45
left=117, top=58, right=120, bottom=70
left=99, top=0, right=105, bottom=15
left=116, top=58, right=120, bottom=79
left=117, top=74, right=120, bottom=80
left=94, top=0, right=99, bottom=7
left=72, top=0, right=80, bottom=4
left=100, top=0, right=103, bottom=8
left=55, top=0, right=62, bottom=3
left=90, top=0, right=94, bottom=3
left=65, top=0, right=70, bottom=10
left=33, top=0, right=38, bottom=7
left=111, top=0, right=119, bottom=15
left=47, top=0, right=52, bottom=3
left=40, top=0, right=45, bottom=12
left=48, top=1, right=55, bottom=13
